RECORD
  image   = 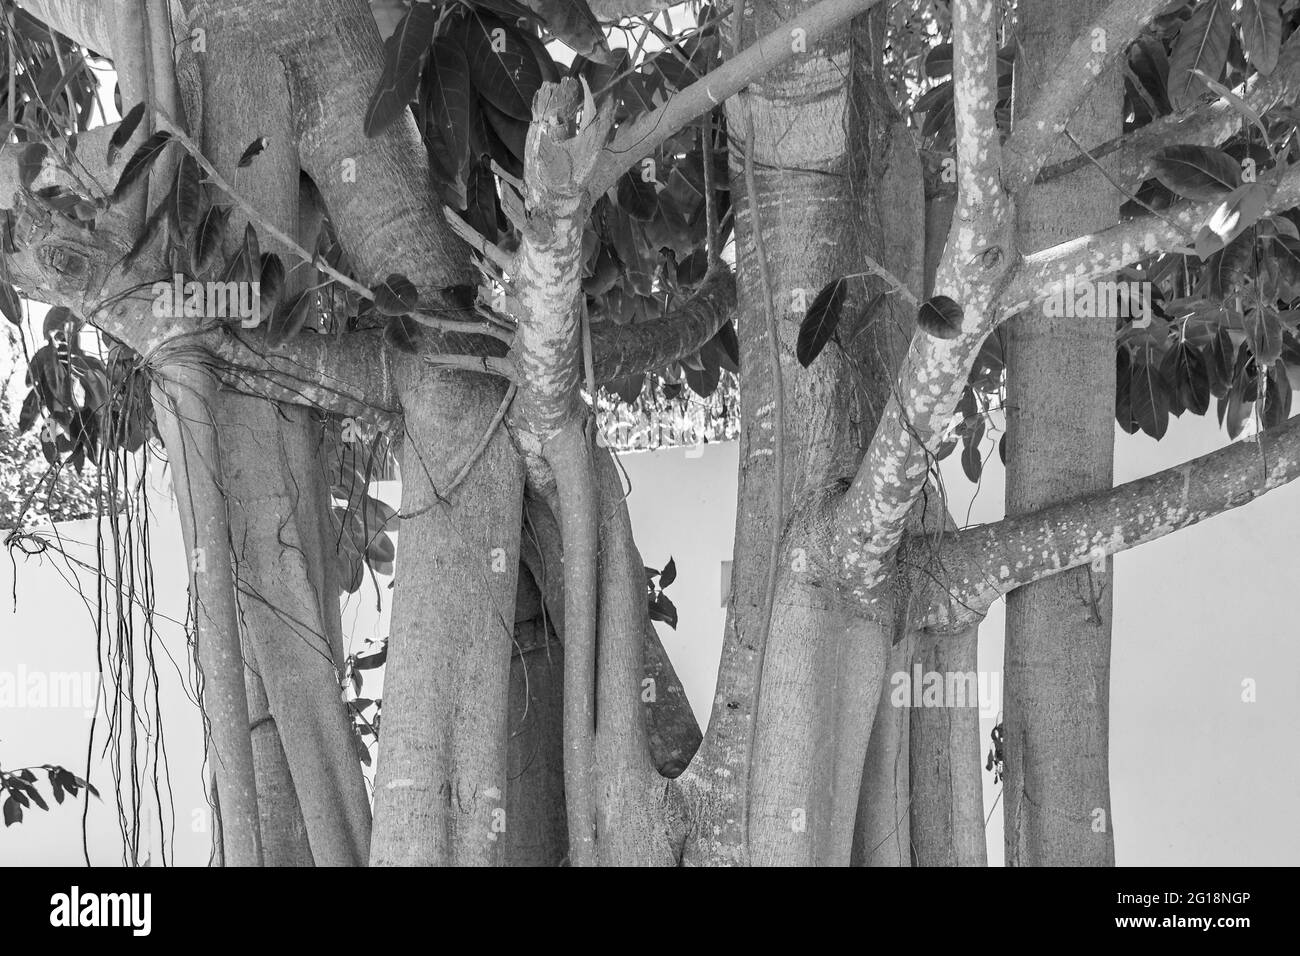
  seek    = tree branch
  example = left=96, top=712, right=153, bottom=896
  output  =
left=1001, top=0, right=1165, bottom=192
left=1003, top=159, right=1300, bottom=316
left=916, top=411, right=1300, bottom=631
left=587, top=0, right=883, bottom=197
left=590, top=266, right=735, bottom=383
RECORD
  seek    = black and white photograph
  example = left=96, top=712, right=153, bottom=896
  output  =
left=0, top=0, right=1291, bottom=928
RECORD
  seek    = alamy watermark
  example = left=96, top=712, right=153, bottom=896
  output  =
left=1043, top=275, right=1152, bottom=327
left=0, top=665, right=99, bottom=716
left=889, top=664, right=1001, bottom=718
left=152, top=274, right=261, bottom=328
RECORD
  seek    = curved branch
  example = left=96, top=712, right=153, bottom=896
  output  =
left=587, top=0, right=883, bottom=196
left=590, top=267, right=735, bottom=383
left=917, top=412, right=1300, bottom=631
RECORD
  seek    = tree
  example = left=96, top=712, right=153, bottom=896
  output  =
left=2, top=0, right=1298, bottom=866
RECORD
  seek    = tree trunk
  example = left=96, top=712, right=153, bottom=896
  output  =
left=1003, top=0, right=1120, bottom=867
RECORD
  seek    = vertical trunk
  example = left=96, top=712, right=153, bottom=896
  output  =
left=686, top=2, right=921, bottom=865
left=152, top=368, right=263, bottom=866
left=852, top=633, right=912, bottom=866
left=1003, top=0, right=1120, bottom=866
left=244, top=665, right=314, bottom=866
left=369, top=371, right=524, bottom=866
left=909, top=626, right=987, bottom=866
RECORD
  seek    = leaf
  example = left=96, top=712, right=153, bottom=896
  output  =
left=0, top=282, right=22, bottom=326
left=1129, top=355, right=1170, bottom=439
left=1167, top=0, right=1232, bottom=111
left=269, top=289, right=315, bottom=346
left=463, top=13, right=544, bottom=121
left=1238, top=0, right=1282, bottom=75
left=237, top=137, right=268, bottom=168
left=1243, top=306, right=1283, bottom=364
left=190, top=205, right=228, bottom=275
left=1195, top=182, right=1270, bottom=256
left=425, top=37, right=475, bottom=176
left=18, top=143, right=48, bottom=189
left=683, top=355, right=720, bottom=397
left=2, top=797, right=20, bottom=827
left=258, top=253, right=285, bottom=316
left=659, top=556, right=676, bottom=588
left=19, top=389, right=40, bottom=432
left=107, top=102, right=145, bottom=165
left=1160, top=340, right=1210, bottom=416
left=713, top=319, right=740, bottom=373
left=364, top=1, right=439, bottom=137
left=121, top=201, right=169, bottom=273
left=529, top=0, right=608, bottom=60
left=171, top=153, right=202, bottom=241
left=110, top=131, right=172, bottom=203
left=375, top=274, right=420, bottom=315
left=617, top=169, right=658, bottom=221
left=384, top=314, right=421, bottom=353
left=796, top=277, right=848, bottom=367
left=960, top=413, right=985, bottom=482
left=365, top=531, right=395, bottom=565
left=1151, top=144, right=1241, bottom=201
left=354, top=645, right=388, bottom=670
left=917, top=295, right=964, bottom=340
left=648, top=592, right=678, bottom=629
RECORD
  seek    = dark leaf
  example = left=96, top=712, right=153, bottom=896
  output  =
left=617, top=169, right=658, bottom=221
left=1151, top=144, right=1241, bottom=201
left=171, top=153, right=202, bottom=241
left=1239, top=0, right=1282, bottom=75
left=0, top=282, right=22, bottom=326
left=1167, top=0, right=1232, bottom=111
left=237, top=137, right=268, bottom=168
left=364, top=1, right=439, bottom=137
left=917, top=295, right=964, bottom=340
left=19, top=390, right=40, bottom=432
left=375, top=274, right=420, bottom=315
left=269, top=290, right=315, bottom=346
left=2, top=797, right=20, bottom=827
left=107, top=102, right=145, bottom=165
left=463, top=13, right=544, bottom=121
left=659, top=556, right=676, bottom=588
left=18, top=143, right=49, bottom=189
left=110, top=131, right=172, bottom=203
left=258, top=253, right=285, bottom=317
left=385, top=314, right=421, bottom=353
left=190, top=205, right=227, bottom=275
left=425, top=37, right=475, bottom=177
left=713, top=319, right=740, bottom=373
left=961, top=414, right=985, bottom=482
left=796, top=277, right=847, bottom=367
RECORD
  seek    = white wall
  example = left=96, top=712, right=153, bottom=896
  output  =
left=2, top=417, right=1297, bottom=865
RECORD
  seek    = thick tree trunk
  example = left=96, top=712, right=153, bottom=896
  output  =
left=368, top=371, right=524, bottom=866
left=243, top=666, right=314, bottom=866
left=908, top=626, right=987, bottom=866
left=1003, top=0, right=1120, bottom=867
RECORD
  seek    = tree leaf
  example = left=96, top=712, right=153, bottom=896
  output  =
left=713, top=319, right=740, bottom=373
left=375, top=274, right=419, bottom=315
left=1129, top=354, right=1170, bottom=439
left=463, top=13, right=544, bottom=121
left=171, top=153, right=202, bottom=241
left=258, top=253, right=285, bottom=316
left=528, top=0, right=608, bottom=60
left=1160, top=339, right=1210, bottom=416
left=1167, top=0, right=1232, bottom=111
left=917, top=295, right=964, bottom=340
left=659, top=556, right=676, bottom=588
left=18, top=143, right=48, bottom=189
left=364, top=1, right=439, bottom=137
left=269, top=289, right=314, bottom=346
left=237, top=137, right=269, bottom=168
left=1195, top=182, right=1270, bottom=256
left=190, top=204, right=228, bottom=275
left=1151, top=144, right=1241, bottom=201
left=960, top=413, right=985, bottom=482
left=425, top=37, right=475, bottom=177
left=107, top=102, right=145, bottom=165
left=1239, top=0, right=1282, bottom=75
left=796, top=277, right=847, bottom=367
left=2, top=797, right=20, bottom=827
left=616, top=169, right=658, bottom=221
left=384, top=313, right=421, bottom=353
left=110, top=131, right=172, bottom=203
left=0, top=282, right=22, bottom=325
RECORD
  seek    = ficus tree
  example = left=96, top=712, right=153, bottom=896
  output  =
left=2, top=0, right=1299, bottom=866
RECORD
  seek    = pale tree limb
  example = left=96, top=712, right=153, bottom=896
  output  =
left=832, top=0, right=1012, bottom=612
left=1003, top=159, right=1300, bottom=314
left=917, top=411, right=1300, bottom=631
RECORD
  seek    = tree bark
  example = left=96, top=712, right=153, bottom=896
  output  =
left=1003, top=0, right=1121, bottom=867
